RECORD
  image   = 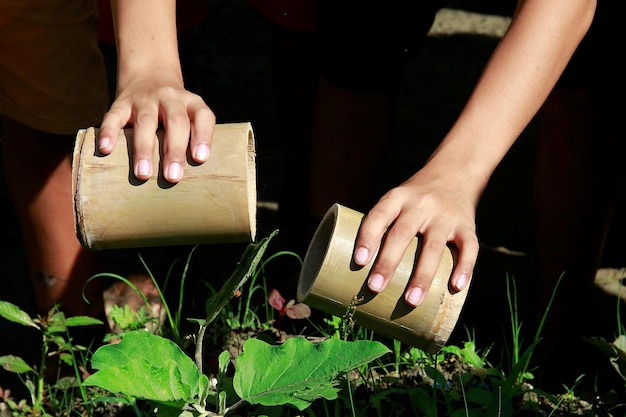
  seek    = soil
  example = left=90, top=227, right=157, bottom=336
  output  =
left=1, top=0, right=626, bottom=415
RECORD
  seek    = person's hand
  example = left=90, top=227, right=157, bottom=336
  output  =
left=353, top=167, right=479, bottom=307
left=351, top=0, right=596, bottom=308
left=97, top=76, right=215, bottom=184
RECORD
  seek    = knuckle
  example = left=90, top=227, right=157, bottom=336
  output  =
left=167, top=111, right=191, bottom=127
left=414, top=272, right=434, bottom=290
left=466, top=235, right=480, bottom=252
left=422, top=237, right=446, bottom=252
left=134, top=113, right=157, bottom=127
left=158, top=85, right=181, bottom=98
left=386, top=225, right=416, bottom=242
left=373, top=259, right=395, bottom=277
left=364, top=206, right=389, bottom=225
left=192, top=102, right=214, bottom=115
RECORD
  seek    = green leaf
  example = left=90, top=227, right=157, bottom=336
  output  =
left=83, top=330, right=208, bottom=404
left=0, top=301, right=38, bottom=328
left=614, top=334, right=626, bottom=352
left=203, top=230, right=278, bottom=326
left=47, top=310, right=68, bottom=333
left=461, top=341, right=485, bottom=368
left=233, top=337, right=390, bottom=411
left=425, top=365, right=448, bottom=389
left=408, top=386, right=438, bottom=417
left=502, top=339, right=539, bottom=392
left=0, top=355, right=35, bottom=374
left=610, top=335, right=626, bottom=380
left=218, top=350, right=230, bottom=375
left=64, top=316, right=104, bottom=327
left=151, top=401, right=190, bottom=417
left=464, top=386, right=494, bottom=405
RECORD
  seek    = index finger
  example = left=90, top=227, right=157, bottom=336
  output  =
left=353, top=201, right=400, bottom=266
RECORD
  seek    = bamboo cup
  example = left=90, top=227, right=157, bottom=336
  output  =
left=72, top=122, right=256, bottom=250
left=297, top=204, right=470, bottom=353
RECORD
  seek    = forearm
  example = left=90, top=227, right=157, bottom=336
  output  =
left=425, top=0, right=595, bottom=202
left=111, top=0, right=183, bottom=90
left=354, top=0, right=595, bottom=306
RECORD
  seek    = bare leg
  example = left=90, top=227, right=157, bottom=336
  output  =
left=269, top=26, right=318, bottom=258
left=1, top=117, right=104, bottom=319
left=309, top=77, right=393, bottom=220
left=533, top=88, right=618, bottom=385
left=268, top=26, right=395, bottom=299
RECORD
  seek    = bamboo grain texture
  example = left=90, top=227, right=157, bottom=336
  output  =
left=72, top=122, right=257, bottom=250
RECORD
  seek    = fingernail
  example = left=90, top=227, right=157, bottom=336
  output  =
left=167, top=162, right=183, bottom=181
left=136, top=159, right=151, bottom=177
left=406, top=287, right=424, bottom=306
left=194, top=143, right=210, bottom=161
left=99, top=136, right=111, bottom=152
left=368, top=273, right=384, bottom=292
left=355, top=247, right=369, bottom=264
left=454, top=273, right=468, bottom=291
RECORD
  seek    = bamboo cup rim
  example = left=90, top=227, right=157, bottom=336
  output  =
left=297, top=203, right=470, bottom=353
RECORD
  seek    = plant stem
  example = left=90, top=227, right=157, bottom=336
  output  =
left=345, top=373, right=356, bottom=417
left=196, top=323, right=208, bottom=372
left=65, top=327, right=88, bottom=402
left=35, top=332, right=48, bottom=411
left=138, top=255, right=181, bottom=344
left=175, top=246, right=198, bottom=338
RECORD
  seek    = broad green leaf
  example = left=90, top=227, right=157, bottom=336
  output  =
left=451, top=407, right=483, bottom=417
left=64, top=315, right=104, bottom=327
left=408, top=387, right=437, bottom=417
left=425, top=365, right=448, bottom=389
left=0, top=355, right=35, bottom=374
left=151, top=401, right=190, bottom=417
left=585, top=336, right=615, bottom=357
left=0, top=301, right=37, bottom=328
left=233, top=337, right=390, bottom=411
left=203, top=230, right=278, bottom=326
left=83, top=330, right=208, bottom=403
left=464, top=386, right=494, bottom=405
left=485, top=395, right=513, bottom=417
left=589, top=335, right=626, bottom=381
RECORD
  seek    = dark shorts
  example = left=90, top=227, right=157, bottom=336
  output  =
left=315, top=0, right=447, bottom=92
left=556, top=0, right=625, bottom=128
left=264, top=0, right=447, bottom=92
left=557, top=0, right=623, bottom=92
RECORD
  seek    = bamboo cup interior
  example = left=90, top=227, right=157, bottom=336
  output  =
left=297, top=205, right=337, bottom=303
left=297, top=203, right=470, bottom=353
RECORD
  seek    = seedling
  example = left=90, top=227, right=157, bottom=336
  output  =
left=0, top=302, right=103, bottom=416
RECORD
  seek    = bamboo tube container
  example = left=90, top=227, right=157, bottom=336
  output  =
left=297, top=204, right=470, bottom=353
left=72, top=122, right=256, bottom=250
